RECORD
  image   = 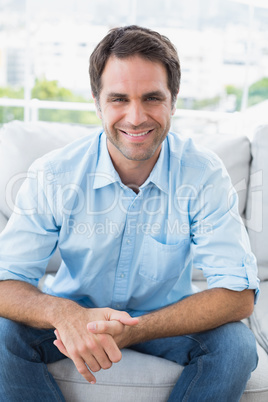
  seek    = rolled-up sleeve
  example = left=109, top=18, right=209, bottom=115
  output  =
left=0, top=159, right=59, bottom=286
left=190, top=155, right=260, bottom=302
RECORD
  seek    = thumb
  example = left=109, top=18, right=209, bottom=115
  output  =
left=118, top=316, right=139, bottom=326
left=87, top=320, right=123, bottom=336
left=108, top=311, right=139, bottom=327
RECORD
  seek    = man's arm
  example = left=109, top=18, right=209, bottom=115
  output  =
left=88, top=288, right=255, bottom=348
left=0, top=280, right=138, bottom=383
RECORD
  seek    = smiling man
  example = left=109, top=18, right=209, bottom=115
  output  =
left=0, top=26, right=259, bottom=401
left=98, top=56, right=173, bottom=167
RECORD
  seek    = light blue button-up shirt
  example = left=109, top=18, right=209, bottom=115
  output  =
left=0, top=130, right=259, bottom=316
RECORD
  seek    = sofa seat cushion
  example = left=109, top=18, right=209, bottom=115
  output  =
left=48, top=348, right=183, bottom=402
left=48, top=336, right=268, bottom=402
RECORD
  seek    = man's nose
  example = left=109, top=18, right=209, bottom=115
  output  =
left=126, top=101, right=147, bottom=127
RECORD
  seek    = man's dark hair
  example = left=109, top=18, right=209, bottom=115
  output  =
left=89, top=25, right=181, bottom=107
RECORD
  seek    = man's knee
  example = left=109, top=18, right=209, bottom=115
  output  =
left=0, top=317, right=40, bottom=363
left=0, top=317, right=19, bottom=344
left=0, top=318, right=21, bottom=372
left=0, top=317, right=24, bottom=353
left=214, top=322, right=258, bottom=373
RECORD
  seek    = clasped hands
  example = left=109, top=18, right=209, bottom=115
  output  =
left=53, top=307, right=139, bottom=384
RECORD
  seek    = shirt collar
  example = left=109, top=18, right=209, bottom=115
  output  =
left=93, top=132, right=121, bottom=189
left=140, top=137, right=169, bottom=194
left=93, top=131, right=169, bottom=194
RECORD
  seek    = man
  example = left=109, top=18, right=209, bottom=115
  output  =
left=0, top=26, right=259, bottom=401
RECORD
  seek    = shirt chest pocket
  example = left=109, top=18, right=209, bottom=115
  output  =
left=139, top=235, right=189, bottom=282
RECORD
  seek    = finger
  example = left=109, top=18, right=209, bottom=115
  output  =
left=68, top=341, right=102, bottom=377
left=97, top=333, right=122, bottom=364
left=53, top=329, right=70, bottom=356
left=54, top=329, right=61, bottom=341
left=82, top=352, right=102, bottom=373
left=53, top=339, right=70, bottom=358
left=53, top=339, right=98, bottom=383
left=54, top=330, right=102, bottom=378
left=72, top=356, right=97, bottom=384
left=83, top=336, right=114, bottom=370
left=87, top=317, right=138, bottom=336
left=87, top=320, right=124, bottom=336
left=86, top=326, right=122, bottom=365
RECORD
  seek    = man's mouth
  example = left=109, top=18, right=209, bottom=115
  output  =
left=121, top=129, right=153, bottom=137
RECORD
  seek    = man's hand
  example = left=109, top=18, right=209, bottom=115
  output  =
left=0, top=281, right=138, bottom=384
left=82, top=289, right=256, bottom=354
left=86, top=319, right=135, bottom=349
left=53, top=306, right=138, bottom=384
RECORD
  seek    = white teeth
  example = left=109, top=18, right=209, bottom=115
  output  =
left=124, top=130, right=150, bottom=137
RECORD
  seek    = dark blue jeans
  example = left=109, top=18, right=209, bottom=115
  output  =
left=0, top=318, right=257, bottom=401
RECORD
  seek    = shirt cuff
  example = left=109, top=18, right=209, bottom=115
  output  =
left=0, top=269, right=38, bottom=287
left=200, top=253, right=260, bottom=304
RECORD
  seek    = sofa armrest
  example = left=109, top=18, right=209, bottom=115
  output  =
left=0, top=211, right=8, bottom=233
left=249, top=281, right=268, bottom=354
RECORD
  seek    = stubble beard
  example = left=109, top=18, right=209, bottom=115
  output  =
left=104, top=123, right=171, bottom=162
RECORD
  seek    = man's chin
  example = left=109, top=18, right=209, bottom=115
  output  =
left=119, top=148, right=158, bottom=162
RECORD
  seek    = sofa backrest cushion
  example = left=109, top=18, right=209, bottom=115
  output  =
left=0, top=121, right=251, bottom=219
left=246, top=125, right=268, bottom=280
left=0, top=120, right=92, bottom=219
left=188, top=133, right=251, bottom=217
left=0, top=121, right=252, bottom=275
left=186, top=133, right=251, bottom=281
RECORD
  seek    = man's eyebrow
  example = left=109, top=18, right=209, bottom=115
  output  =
left=106, top=92, right=128, bottom=99
left=143, top=91, right=166, bottom=98
left=106, top=91, right=166, bottom=99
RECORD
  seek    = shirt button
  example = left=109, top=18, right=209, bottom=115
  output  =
left=46, top=173, right=53, bottom=181
left=116, top=304, right=121, bottom=309
left=120, top=273, right=125, bottom=278
left=245, top=254, right=254, bottom=265
left=126, top=239, right=131, bottom=245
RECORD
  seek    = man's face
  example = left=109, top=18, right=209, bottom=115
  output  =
left=95, top=55, right=176, bottom=164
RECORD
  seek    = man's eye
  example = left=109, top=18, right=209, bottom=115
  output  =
left=147, top=97, right=159, bottom=101
left=112, top=98, right=127, bottom=102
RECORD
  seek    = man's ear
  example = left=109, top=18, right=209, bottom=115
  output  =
left=92, top=92, right=102, bottom=120
left=171, top=102, right=176, bottom=116
left=171, top=90, right=179, bottom=116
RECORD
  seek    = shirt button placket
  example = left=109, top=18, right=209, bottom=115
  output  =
left=112, top=195, right=139, bottom=310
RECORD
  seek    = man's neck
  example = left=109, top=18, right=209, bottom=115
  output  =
left=111, top=157, right=156, bottom=192
left=107, top=142, right=161, bottom=192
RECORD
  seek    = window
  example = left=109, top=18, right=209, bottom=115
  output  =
left=0, top=0, right=267, bottom=137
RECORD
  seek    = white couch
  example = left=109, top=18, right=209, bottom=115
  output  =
left=0, top=120, right=267, bottom=401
